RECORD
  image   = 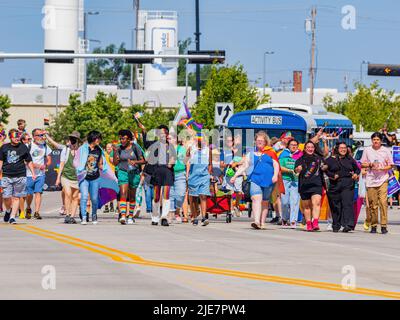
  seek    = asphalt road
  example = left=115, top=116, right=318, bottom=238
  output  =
left=1, top=191, right=400, bottom=300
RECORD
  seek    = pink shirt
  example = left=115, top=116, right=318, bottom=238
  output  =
left=360, top=146, right=393, bottom=187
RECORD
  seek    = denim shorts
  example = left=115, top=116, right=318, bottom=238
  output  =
left=170, top=171, right=187, bottom=211
left=27, top=175, right=46, bottom=195
left=250, top=182, right=274, bottom=201
left=2, top=176, right=27, bottom=198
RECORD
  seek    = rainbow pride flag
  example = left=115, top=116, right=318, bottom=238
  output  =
left=74, top=143, right=119, bottom=209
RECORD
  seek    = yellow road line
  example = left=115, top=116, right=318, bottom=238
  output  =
left=13, top=225, right=400, bottom=300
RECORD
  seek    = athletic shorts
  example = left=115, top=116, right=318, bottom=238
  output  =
left=300, top=186, right=323, bottom=200
left=2, top=176, right=27, bottom=198
left=117, top=170, right=140, bottom=188
left=27, top=175, right=46, bottom=195
left=250, top=182, right=274, bottom=201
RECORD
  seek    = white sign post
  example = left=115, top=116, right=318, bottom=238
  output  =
left=215, top=102, right=234, bottom=126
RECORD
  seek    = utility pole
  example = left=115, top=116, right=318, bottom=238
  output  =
left=195, top=0, right=201, bottom=99
left=133, top=0, right=140, bottom=90
left=309, top=7, right=317, bottom=105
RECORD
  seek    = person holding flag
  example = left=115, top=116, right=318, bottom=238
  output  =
left=74, top=131, right=119, bottom=225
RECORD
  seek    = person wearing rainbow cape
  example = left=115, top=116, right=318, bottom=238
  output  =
left=74, top=131, right=119, bottom=225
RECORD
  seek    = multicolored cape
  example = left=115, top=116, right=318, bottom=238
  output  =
left=263, top=146, right=285, bottom=194
left=73, top=143, right=119, bottom=209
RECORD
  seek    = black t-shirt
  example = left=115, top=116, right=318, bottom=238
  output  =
left=85, top=146, right=102, bottom=181
left=295, top=154, right=325, bottom=193
left=0, top=143, right=32, bottom=178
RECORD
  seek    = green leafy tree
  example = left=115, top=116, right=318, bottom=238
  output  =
left=87, top=43, right=131, bottom=88
left=192, top=64, right=270, bottom=129
left=49, top=92, right=176, bottom=146
left=0, top=95, right=11, bottom=125
left=324, top=82, right=400, bottom=131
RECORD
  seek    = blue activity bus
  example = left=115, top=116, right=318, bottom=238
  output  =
left=227, top=103, right=353, bottom=148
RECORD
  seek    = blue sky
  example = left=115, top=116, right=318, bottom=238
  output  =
left=1, top=0, right=400, bottom=91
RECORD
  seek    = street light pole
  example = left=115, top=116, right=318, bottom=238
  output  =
left=195, top=0, right=201, bottom=99
left=47, top=85, right=59, bottom=117
left=360, top=60, right=369, bottom=84
left=83, top=11, right=99, bottom=103
left=263, top=51, right=274, bottom=96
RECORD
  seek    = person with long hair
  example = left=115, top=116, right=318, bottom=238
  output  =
left=113, top=130, right=145, bottom=225
left=325, top=142, right=360, bottom=232
left=186, top=134, right=212, bottom=226
left=55, top=131, right=82, bottom=224
left=295, top=141, right=327, bottom=232
left=231, top=131, right=279, bottom=230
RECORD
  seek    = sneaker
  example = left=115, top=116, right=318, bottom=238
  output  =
left=270, top=216, right=280, bottom=224
left=333, top=229, right=340, bottom=233
left=59, top=206, right=66, bottom=216
left=151, top=221, right=158, bottom=226
left=103, top=205, right=110, bottom=213
left=3, top=210, right=11, bottom=223
left=80, top=221, right=87, bottom=225
left=342, top=226, right=352, bottom=233
left=9, top=218, right=17, bottom=225
left=175, top=214, right=182, bottom=223
left=92, top=220, right=98, bottom=225
left=127, top=218, right=135, bottom=225
left=19, top=211, right=26, bottom=219
left=251, top=222, right=261, bottom=230
left=363, top=221, right=371, bottom=231
left=326, top=223, right=333, bottom=231
left=33, top=212, right=42, bottom=220
left=133, top=208, right=141, bottom=218
left=306, top=221, right=313, bottom=232
left=275, top=218, right=283, bottom=225
left=64, top=215, right=71, bottom=224
left=233, top=207, right=241, bottom=218
left=312, top=219, right=320, bottom=231
left=192, top=219, right=199, bottom=226
left=370, top=226, right=377, bottom=234
left=161, top=218, right=169, bottom=226
left=119, top=216, right=126, bottom=225
left=25, top=208, right=32, bottom=220
left=290, top=222, right=297, bottom=229
left=381, top=227, right=388, bottom=234
left=69, top=217, right=77, bottom=224
left=201, top=218, right=209, bottom=226
left=110, top=203, right=115, bottom=213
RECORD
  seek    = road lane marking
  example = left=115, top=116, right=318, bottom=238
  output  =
left=13, top=225, right=400, bottom=300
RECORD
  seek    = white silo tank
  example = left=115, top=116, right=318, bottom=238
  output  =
left=144, top=11, right=178, bottom=91
left=43, top=0, right=79, bottom=88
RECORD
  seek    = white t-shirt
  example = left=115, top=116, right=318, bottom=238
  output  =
left=26, top=143, right=52, bottom=177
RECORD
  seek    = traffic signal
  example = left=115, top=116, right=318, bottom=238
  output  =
left=124, top=50, right=155, bottom=64
left=188, top=50, right=225, bottom=64
left=367, top=64, right=400, bottom=77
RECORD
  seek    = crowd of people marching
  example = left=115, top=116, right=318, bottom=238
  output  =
left=0, top=116, right=394, bottom=234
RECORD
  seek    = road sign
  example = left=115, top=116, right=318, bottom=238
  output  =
left=215, top=102, right=234, bottom=126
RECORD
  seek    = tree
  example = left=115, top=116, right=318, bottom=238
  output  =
left=323, top=81, right=400, bottom=132
left=0, top=95, right=11, bottom=125
left=49, top=92, right=176, bottom=145
left=192, top=64, right=270, bottom=129
left=87, top=43, right=131, bottom=88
